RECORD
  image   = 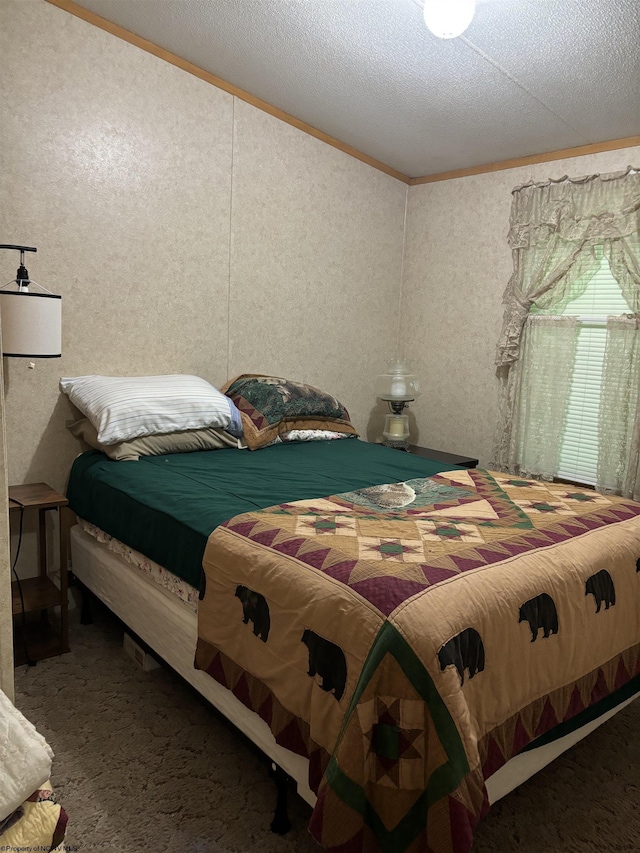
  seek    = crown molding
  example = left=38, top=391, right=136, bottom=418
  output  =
left=409, top=137, right=640, bottom=185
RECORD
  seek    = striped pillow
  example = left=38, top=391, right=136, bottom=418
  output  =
left=59, top=375, right=233, bottom=445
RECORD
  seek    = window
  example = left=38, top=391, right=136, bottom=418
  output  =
left=515, top=238, right=639, bottom=489
left=552, top=250, right=632, bottom=486
left=494, top=168, right=640, bottom=501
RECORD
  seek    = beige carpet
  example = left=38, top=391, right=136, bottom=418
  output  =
left=14, top=602, right=640, bottom=853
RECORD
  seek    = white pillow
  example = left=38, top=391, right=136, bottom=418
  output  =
left=264, top=430, right=356, bottom=447
left=60, top=375, right=233, bottom=445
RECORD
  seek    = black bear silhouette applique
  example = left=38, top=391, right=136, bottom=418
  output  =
left=519, top=593, right=558, bottom=641
left=235, top=585, right=270, bottom=642
left=301, top=629, right=347, bottom=701
left=585, top=569, right=616, bottom=613
left=438, top=627, right=485, bottom=685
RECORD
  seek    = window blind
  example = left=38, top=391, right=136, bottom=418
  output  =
left=556, top=251, right=633, bottom=485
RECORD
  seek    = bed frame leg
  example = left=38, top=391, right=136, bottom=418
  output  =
left=269, top=763, right=292, bottom=835
left=78, top=581, right=95, bottom=625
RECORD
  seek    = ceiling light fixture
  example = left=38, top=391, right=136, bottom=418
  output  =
left=423, top=0, right=476, bottom=39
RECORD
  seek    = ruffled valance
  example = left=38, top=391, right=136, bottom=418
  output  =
left=509, top=167, right=640, bottom=250
left=496, top=167, right=640, bottom=368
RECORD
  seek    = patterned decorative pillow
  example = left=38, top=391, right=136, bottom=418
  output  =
left=222, top=374, right=358, bottom=450
left=264, top=429, right=357, bottom=448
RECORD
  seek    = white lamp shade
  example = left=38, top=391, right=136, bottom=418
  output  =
left=423, top=0, right=475, bottom=39
left=375, top=359, right=420, bottom=402
left=0, top=290, right=62, bottom=357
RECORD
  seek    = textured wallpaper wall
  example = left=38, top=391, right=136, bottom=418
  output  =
left=0, top=0, right=406, bottom=494
left=1, top=0, right=636, bottom=492
left=0, top=0, right=636, bottom=674
left=403, top=145, right=640, bottom=468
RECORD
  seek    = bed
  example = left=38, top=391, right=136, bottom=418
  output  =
left=66, top=436, right=640, bottom=853
left=62, top=370, right=640, bottom=851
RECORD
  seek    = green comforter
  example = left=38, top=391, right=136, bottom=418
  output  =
left=66, top=440, right=454, bottom=590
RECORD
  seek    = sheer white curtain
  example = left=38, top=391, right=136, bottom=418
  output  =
left=606, top=237, right=640, bottom=313
left=597, top=316, right=640, bottom=501
left=512, top=316, right=579, bottom=479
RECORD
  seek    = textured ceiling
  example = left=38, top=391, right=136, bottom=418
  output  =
left=66, top=0, right=640, bottom=178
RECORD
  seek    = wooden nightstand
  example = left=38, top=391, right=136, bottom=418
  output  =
left=9, top=482, right=69, bottom=665
left=407, top=445, right=479, bottom=469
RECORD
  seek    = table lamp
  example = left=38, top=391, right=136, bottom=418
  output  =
left=375, top=359, right=420, bottom=450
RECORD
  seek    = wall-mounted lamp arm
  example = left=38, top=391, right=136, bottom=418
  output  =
left=0, top=245, right=38, bottom=289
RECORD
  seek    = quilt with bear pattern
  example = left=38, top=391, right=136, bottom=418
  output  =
left=195, top=468, right=640, bottom=853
